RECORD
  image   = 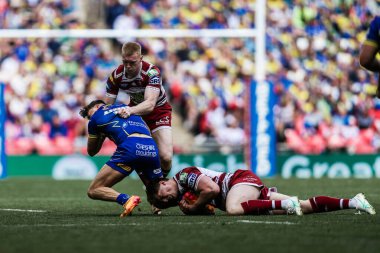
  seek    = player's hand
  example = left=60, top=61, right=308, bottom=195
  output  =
left=180, top=192, right=215, bottom=215
left=178, top=199, right=197, bottom=214
left=118, top=106, right=132, bottom=118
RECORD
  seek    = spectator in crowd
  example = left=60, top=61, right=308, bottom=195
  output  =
left=2, top=0, right=380, bottom=155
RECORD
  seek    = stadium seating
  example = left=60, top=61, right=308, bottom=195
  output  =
left=2, top=0, right=379, bottom=155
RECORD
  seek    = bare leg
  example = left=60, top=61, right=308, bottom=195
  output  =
left=87, top=164, right=126, bottom=202
left=152, top=128, right=173, bottom=176
left=225, top=185, right=261, bottom=215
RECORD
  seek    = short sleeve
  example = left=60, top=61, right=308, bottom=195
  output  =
left=106, top=71, right=119, bottom=98
left=87, top=119, right=99, bottom=137
left=146, top=67, right=162, bottom=90
left=365, top=16, right=380, bottom=48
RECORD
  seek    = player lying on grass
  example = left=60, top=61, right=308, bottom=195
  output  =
left=146, top=167, right=376, bottom=216
left=80, top=100, right=163, bottom=217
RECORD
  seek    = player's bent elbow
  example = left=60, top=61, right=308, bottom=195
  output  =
left=147, top=102, right=156, bottom=113
left=87, top=189, right=95, bottom=199
left=87, top=148, right=98, bottom=157
left=159, top=150, right=173, bottom=163
left=141, top=99, right=156, bottom=113
left=359, top=56, right=373, bottom=70
left=208, top=185, right=220, bottom=198
left=359, top=60, right=369, bottom=70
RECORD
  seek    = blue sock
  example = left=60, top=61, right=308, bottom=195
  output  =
left=116, top=193, right=130, bottom=205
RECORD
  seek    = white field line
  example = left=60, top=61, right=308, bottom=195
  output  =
left=0, top=220, right=297, bottom=228
left=0, top=208, right=47, bottom=213
left=236, top=220, right=296, bottom=225
left=0, top=197, right=84, bottom=201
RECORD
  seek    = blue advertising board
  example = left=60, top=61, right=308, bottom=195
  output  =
left=0, top=83, right=6, bottom=179
left=248, top=80, right=276, bottom=177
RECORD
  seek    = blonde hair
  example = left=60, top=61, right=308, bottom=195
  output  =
left=121, top=42, right=141, bottom=56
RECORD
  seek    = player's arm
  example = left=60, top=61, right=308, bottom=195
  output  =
left=105, top=70, right=119, bottom=105
left=360, top=17, right=380, bottom=72
left=179, top=176, right=220, bottom=214
left=130, top=87, right=159, bottom=115
left=359, top=43, right=380, bottom=72
left=121, top=87, right=160, bottom=117
left=87, top=133, right=106, bottom=156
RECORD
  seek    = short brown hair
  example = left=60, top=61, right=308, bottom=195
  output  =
left=146, top=178, right=178, bottom=209
left=121, top=42, right=141, bottom=56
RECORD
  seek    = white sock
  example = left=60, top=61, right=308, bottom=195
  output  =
left=348, top=199, right=357, bottom=209
left=280, top=199, right=291, bottom=209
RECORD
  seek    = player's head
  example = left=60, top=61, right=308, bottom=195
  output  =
left=121, top=42, right=143, bottom=76
left=79, top=100, right=106, bottom=119
left=146, top=178, right=179, bottom=209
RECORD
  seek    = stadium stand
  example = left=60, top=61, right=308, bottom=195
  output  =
left=1, top=0, right=380, bottom=155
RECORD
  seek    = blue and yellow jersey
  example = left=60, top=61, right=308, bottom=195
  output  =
left=364, top=16, right=380, bottom=49
left=88, top=104, right=151, bottom=146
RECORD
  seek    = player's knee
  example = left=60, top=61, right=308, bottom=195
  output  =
left=159, top=149, right=172, bottom=163
left=226, top=204, right=244, bottom=215
left=87, top=188, right=96, bottom=199
left=160, top=151, right=172, bottom=172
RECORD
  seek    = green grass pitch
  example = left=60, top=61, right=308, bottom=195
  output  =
left=0, top=177, right=379, bottom=253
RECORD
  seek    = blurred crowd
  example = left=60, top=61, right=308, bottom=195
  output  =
left=1, top=0, right=380, bottom=155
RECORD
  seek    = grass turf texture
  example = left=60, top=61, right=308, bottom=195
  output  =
left=0, top=178, right=379, bottom=253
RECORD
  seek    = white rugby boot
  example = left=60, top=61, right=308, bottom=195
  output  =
left=352, top=193, right=376, bottom=215
left=284, top=196, right=303, bottom=216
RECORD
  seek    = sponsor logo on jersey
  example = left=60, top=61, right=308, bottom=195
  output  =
left=153, top=168, right=162, bottom=174
left=156, top=116, right=170, bottom=126
left=130, top=92, right=145, bottom=104
left=135, top=150, right=157, bottom=157
left=104, top=107, right=123, bottom=115
left=147, top=69, right=159, bottom=77
left=179, top=172, right=188, bottom=185
left=117, top=163, right=132, bottom=172
left=188, top=173, right=197, bottom=188
left=135, top=143, right=157, bottom=157
left=136, top=143, right=156, bottom=151
left=125, top=120, right=149, bottom=130
left=149, top=76, right=160, bottom=85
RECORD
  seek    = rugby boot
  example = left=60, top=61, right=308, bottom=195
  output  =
left=120, top=195, right=141, bottom=218
left=352, top=193, right=376, bottom=215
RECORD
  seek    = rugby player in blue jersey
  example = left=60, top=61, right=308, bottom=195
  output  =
left=79, top=100, right=163, bottom=217
left=360, top=16, right=380, bottom=98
